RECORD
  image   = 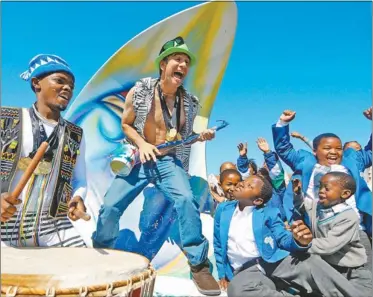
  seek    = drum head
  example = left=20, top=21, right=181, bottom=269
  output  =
left=1, top=247, right=150, bottom=290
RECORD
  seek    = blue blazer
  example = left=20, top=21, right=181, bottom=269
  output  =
left=237, top=152, right=286, bottom=220
left=213, top=201, right=310, bottom=281
left=272, top=124, right=372, bottom=234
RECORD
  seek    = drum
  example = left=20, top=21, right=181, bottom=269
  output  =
left=1, top=247, right=156, bottom=297
left=110, top=141, right=139, bottom=176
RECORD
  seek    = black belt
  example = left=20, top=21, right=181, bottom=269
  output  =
left=234, top=258, right=262, bottom=275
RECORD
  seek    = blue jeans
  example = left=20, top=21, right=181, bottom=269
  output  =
left=92, top=155, right=209, bottom=266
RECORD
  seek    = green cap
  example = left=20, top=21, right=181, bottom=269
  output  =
left=155, top=36, right=196, bottom=68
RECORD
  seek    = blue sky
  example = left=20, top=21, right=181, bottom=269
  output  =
left=1, top=1, right=372, bottom=174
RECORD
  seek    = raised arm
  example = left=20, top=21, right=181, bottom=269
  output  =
left=361, top=107, right=372, bottom=168
left=344, top=107, right=372, bottom=170
left=272, top=110, right=304, bottom=171
left=236, top=142, right=254, bottom=179
left=364, top=135, right=372, bottom=153
left=257, top=137, right=286, bottom=191
left=290, top=178, right=312, bottom=227
left=356, top=136, right=372, bottom=169
left=291, top=131, right=313, bottom=151
left=283, top=175, right=312, bottom=226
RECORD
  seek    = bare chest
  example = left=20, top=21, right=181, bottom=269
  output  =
left=143, top=90, right=186, bottom=145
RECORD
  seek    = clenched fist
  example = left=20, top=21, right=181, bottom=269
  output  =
left=68, top=196, right=90, bottom=221
left=1, top=192, right=21, bottom=223
left=198, top=129, right=216, bottom=142
left=363, top=107, right=372, bottom=121
left=280, top=110, right=296, bottom=123
left=291, top=220, right=313, bottom=246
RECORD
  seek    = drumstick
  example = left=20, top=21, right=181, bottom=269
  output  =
left=9, top=141, right=91, bottom=222
left=10, top=141, right=49, bottom=201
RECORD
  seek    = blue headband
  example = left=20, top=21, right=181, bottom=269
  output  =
left=20, top=54, right=75, bottom=83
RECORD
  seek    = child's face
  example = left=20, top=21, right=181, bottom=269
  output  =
left=221, top=173, right=241, bottom=199
left=344, top=142, right=361, bottom=151
left=248, top=164, right=256, bottom=176
left=232, top=176, right=263, bottom=206
left=318, top=175, right=348, bottom=207
left=314, top=137, right=343, bottom=166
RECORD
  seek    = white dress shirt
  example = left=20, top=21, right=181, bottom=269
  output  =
left=227, top=205, right=260, bottom=271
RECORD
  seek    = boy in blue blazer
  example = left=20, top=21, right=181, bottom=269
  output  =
left=214, top=175, right=363, bottom=297
left=273, top=108, right=372, bottom=236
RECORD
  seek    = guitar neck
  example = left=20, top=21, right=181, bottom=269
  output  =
left=156, top=122, right=228, bottom=150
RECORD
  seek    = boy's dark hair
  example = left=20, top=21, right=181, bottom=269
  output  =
left=343, top=141, right=361, bottom=151
left=256, top=175, right=273, bottom=204
left=257, top=167, right=272, bottom=185
left=248, top=159, right=258, bottom=175
left=220, top=169, right=242, bottom=184
left=313, top=133, right=341, bottom=150
left=325, top=172, right=356, bottom=196
left=258, top=167, right=270, bottom=177
left=219, top=161, right=236, bottom=173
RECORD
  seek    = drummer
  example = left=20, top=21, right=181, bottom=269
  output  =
left=1, top=54, right=89, bottom=247
left=92, top=37, right=221, bottom=296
